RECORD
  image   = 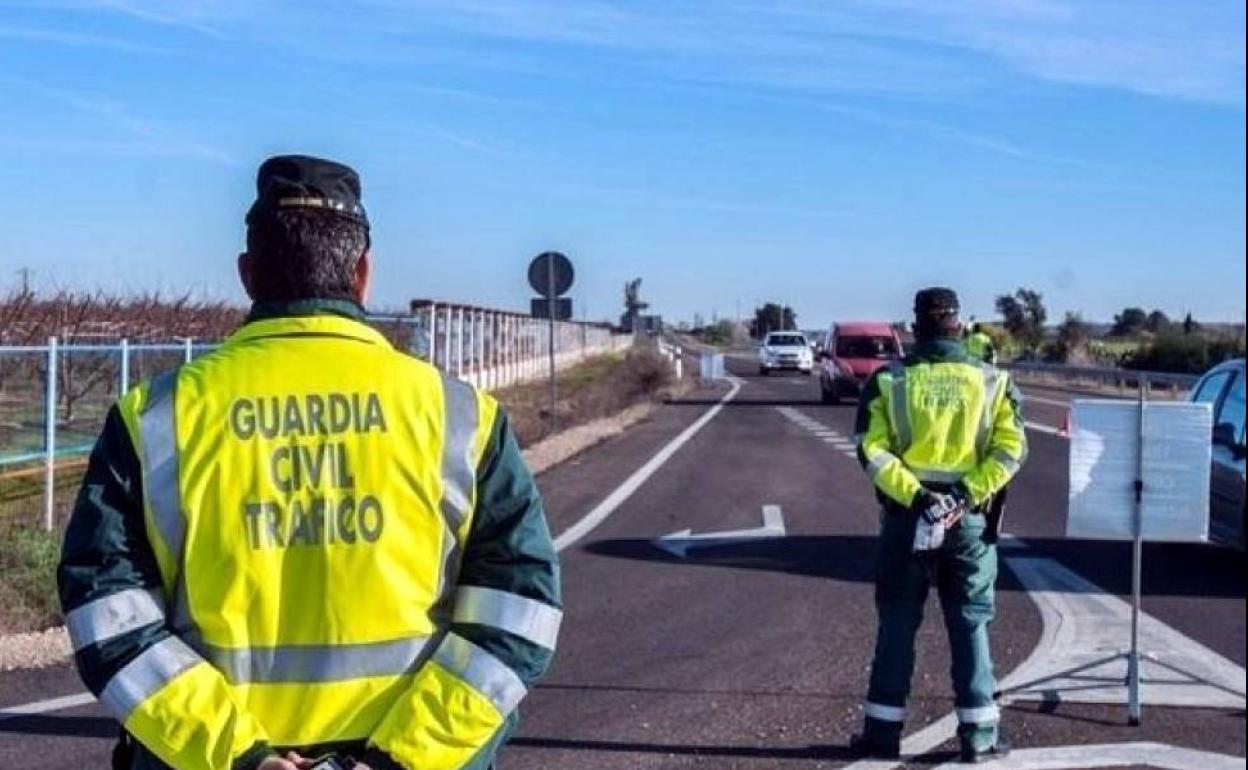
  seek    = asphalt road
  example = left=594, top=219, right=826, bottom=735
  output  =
left=1, top=356, right=1244, bottom=769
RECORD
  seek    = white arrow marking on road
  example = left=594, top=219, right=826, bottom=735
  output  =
left=653, top=504, right=786, bottom=558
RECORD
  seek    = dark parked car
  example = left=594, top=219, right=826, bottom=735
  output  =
left=1189, top=358, right=1246, bottom=548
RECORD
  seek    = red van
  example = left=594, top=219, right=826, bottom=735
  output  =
left=817, top=322, right=903, bottom=404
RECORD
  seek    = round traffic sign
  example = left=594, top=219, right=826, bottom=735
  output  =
left=528, top=251, right=574, bottom=297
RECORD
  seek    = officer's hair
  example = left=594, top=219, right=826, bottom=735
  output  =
left=915, top=313, right=961, bottom=341
left=245, top=209, right=368, bottom=302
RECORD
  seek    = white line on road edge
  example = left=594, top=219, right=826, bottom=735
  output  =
left=929, top=741, right=1245, bottom=770
left=553, top=375, right=743, bottom=553
left=0, top=692, right=95, bottom=721
left=1025, top=421, right=1064, bottom=437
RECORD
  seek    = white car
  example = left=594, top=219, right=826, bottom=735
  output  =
left=758, top=332, right=813, bottom=375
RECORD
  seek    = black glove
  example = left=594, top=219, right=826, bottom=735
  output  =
left=950, top=482, right=974, bottom=510
left=911, top=489, right=959, bottom=525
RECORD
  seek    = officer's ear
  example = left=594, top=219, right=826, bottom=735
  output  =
left=352, top=251, right=372, bottom=305
left=237, top=252, right=258, bottom=302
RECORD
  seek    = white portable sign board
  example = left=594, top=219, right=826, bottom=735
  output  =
left=1067, top=400, right=1212, bottom=542
left=699, top=353, right=726, bottom=381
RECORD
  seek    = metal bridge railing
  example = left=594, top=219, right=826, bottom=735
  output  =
left=1, top=307, right=631, bottom=530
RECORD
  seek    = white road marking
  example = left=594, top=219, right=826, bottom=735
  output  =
left=930, top=741, right=1245, bottom=770
left=1000, top=555, right=1245, bottom=709
left=653, top=504, right=786, bottom=558
left=846, top=543, right=1246, bottom=769
left=553, top=375, right=743, bottom=552
left=1025, top=421, right=1065, bottom=437
left=0, top=692, right=96, bottom=721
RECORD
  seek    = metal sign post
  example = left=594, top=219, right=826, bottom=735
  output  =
left=1002, top=392, right=1214, bottom=724
left=527, top=251, right=574, bottom=436
left=547, top=256, right=557, bottom=435
left=1128, top=377, right=1146, bottom=725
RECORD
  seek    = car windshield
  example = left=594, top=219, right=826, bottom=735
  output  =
left=836, top=336, right=897, bottom=359
left=768, top=335, right=807, bottom=347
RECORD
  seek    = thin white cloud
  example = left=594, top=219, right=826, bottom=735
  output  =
left=427, top=124, right=510, bottom=158
left=2, top=78, right=239, bottom=166
left=25, top=0, right=1243, bottom=104
left=0, top=22, right=172, bottom=54
left=395, top=0, right=1245, bottom=105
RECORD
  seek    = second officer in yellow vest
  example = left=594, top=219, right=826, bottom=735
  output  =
left=59, top=156, right=561, bottom=770
left=849, top=288, right=1026, bottom=763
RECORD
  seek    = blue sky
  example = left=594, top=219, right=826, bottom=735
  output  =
left=0, top=1, right=1244, bottom=328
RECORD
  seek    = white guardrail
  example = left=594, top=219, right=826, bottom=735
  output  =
left=1, top=302, right=632, bottom=529
left=1003, top=361, right=1199, bottom=395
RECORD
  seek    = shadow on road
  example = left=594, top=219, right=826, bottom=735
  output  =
left=0, top=714, right=117, bottom=739
left=510, top=735, right=860, bottom=761
left=584, top=536, right=1246, bottom=599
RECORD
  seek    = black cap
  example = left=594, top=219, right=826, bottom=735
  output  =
left=245, top=154, right=368, bottom=228
left=914, top=287, right=960, bottom=318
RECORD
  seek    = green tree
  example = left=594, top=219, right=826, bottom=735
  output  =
left=1111, top=307, right=1148, bottom=336
left=1182, top=312, right=1200, bottom=334
left=995, top=288, right=1047, bottom=355
left=1146, top=310, right=1170, bottom=334
left=1053, top=312, right=1091, bottom=362
left=750, top=303, right=797, bottom=337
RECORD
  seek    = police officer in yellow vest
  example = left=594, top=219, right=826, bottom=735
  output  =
left=965, top=323, right=996, bottom=365
left=58, top=155, right=561, bottom=770
left=849, top=288, right=1026, bottom=763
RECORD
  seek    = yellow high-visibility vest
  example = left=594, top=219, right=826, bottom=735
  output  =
left=859, top=357, right=1027, bottom=508
left=112, top=314, right=509, bottom=767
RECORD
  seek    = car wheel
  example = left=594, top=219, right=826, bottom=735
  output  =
left=759, top=366, right=769, bottom=376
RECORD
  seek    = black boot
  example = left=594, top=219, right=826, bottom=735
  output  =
left=959, top=729, right=1011, bottom=764
left=848, top=732, right=901, bottom=760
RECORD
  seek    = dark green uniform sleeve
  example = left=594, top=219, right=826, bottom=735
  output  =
left=363, top=411, right=561, bottom=770
left=57, top=407, right=277, bottom=770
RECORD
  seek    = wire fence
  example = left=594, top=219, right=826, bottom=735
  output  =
left=1, top=304, right=631, bottom=530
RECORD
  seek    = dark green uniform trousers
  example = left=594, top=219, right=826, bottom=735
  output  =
left=864, top=509, right=999, bottom=749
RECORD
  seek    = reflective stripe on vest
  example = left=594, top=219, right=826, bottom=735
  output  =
left=65, top=587, right=166, bottom=651
left=865, top=451, right=900, bottom=482
left=433, top=374, right=481, bottom=624
left=989, top=447, right=1022, bottom=476
left=99, top=636, right=201, bottom=721
left=887, top=361, right=911, bottom=452
left=198, top=635, right=434, bottom=684
left=976, top=366, right=1002, bottom=458
left=140, top=369, right=184, bottom=564
left=912, top=468, right=966, bottom=484
left=432, top=632, right=527, bottom=717
left=453, top=586, right=562, bottom=651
